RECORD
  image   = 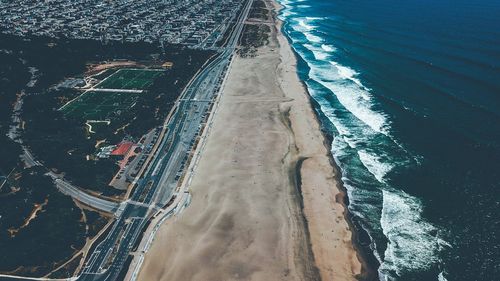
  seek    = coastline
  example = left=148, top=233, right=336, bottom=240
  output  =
left=273, top=3, right=380, bottom=278
left=272, top=2, right=369, bottom=279
left=137, top=0, right=366, bottom=280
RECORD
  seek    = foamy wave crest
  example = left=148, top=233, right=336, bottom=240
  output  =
left=380, top=190, right=445, bottom=277
left=311, top=90, right=360, bottom=148
left=282, top=1, right=389, bottom=135
left=321, top=44, right=336, bottom=52
left=303, top=44, right=329, bottom=60
left=304, top=32, right=323, bottom=43
left=358, top=150, right=392, bottom=183
left=278, top=1, right=296, bottom=17
left=279, top=0, right=308, bottom=13
left=329, top=61, right=367, bottom=90
left=308, top=64, right=389, bottom=134
left=280, top=9, right=297, bottom=18
left=297, top=18, right=314, bottom=30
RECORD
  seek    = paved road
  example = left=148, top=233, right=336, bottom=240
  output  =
left=21, top=147, right=42, bottom=167
left=17, top=139, right=120, bottom=214
left=53, top=178, right=120, bottom=214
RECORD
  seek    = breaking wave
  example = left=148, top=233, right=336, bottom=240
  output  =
left=357, top=150, right=392, bottom=183
left=307, top=63, right=389, bottom=134
left=304, top=32, right=323, bottom=43
left=278, top=1, right=448, bottom=280
left=321, top=43, right=336, bottom=52
left=380, top=190, right=449, bottom=278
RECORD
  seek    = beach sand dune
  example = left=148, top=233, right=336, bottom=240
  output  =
left=138, top=3, right=362, bottom=280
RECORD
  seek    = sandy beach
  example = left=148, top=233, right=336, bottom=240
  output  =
left=137, top=1, right=362, bottom=280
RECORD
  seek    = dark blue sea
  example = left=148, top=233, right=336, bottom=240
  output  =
left=277, top=0, right=500, bottom=280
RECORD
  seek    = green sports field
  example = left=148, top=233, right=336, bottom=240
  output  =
left=61, top=91, right=139, bottom=120
left=95, top=69, right=164, bottom=90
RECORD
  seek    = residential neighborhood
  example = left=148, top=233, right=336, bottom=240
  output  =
left=0, top=0, right=243, bottom=47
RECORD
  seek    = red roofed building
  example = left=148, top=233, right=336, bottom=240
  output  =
left=111, top=141, right=134, bottom=156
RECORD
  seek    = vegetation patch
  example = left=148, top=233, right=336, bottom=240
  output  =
left=0, top=33, right=214, bottom=277
left=0, top=167, right=104, bottom=277
left=249, top=0, right=270, bottom=21
left=239, top=24, right=271, bottom=57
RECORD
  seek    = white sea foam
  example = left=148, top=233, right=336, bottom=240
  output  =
left=308, top=87, right=363, bottom=149
left=357, top=150, right=392, bottom=183
left=279, top=4, right=297, bottom=19
left=297, top=18, right=314, bottom=30
left=279, top=0, right=306, bottom=15
left=380, top=190, right=445, bottom=277
left=321, top=44, right=336, bottom=52
left=309, top=65, right=389, bottom=134
left=304, top=32, right=323, bottom=43
left=281, top=10, right=297, bottom=17
left=296, top=53, right=389, bottom=135
left=303, top=44, right=329, bottom=60
left=329, top=61, right=365, bottom=89
left=284, top=6, right=390, bottom=135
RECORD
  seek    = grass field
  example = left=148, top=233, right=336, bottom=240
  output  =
left=61, top=68, right=164, bottom=121
left=61, top=91, right=139, bottom=120
left=96, top=69, right=164, bottom=90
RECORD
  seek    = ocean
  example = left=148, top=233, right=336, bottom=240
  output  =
left=277, top=0, right=500, bottom=280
